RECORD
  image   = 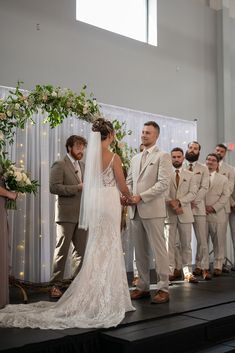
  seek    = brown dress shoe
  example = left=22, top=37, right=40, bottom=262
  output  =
left=184, top=274, right=198, bottom=283
left=193, top=267, right=202, bottom=276
left=152, top=290, right=169, bottom=304
left=169, top=274, right=176, bottom=281
left=50, top=285, right=62, bottom=298
left=213, top=268, right=222, bottom=276
left=173, top=269, right=182, bottom=279
left=202, top=270, right=212, bottom=280
left=130, top=289, right=150, bottom=300
left=132, top=276, right=139, bottom=287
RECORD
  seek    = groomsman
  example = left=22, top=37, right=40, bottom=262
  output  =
left=205, top=153, right=230, bottom=276
left=126, top=121, right=172, bottom=304
left=214, top=144, right=235, bottom=272
left=184, top=142, right=211, bottom=280
left=165, top=147, right=198, bottom=283
left=229, top=177, right=235, bottom=271
left=49, top=135, right=88, bottom=297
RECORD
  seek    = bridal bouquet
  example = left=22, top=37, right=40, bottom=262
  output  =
left=0, top=157, right=39, bottom=209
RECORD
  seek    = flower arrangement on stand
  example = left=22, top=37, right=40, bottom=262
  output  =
left=0, top=156, right=39, bottom=209
left=110, top=119, right=137, bottom=230
left=110, top=119, right=137, bottom=177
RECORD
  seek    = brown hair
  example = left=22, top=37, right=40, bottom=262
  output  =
left=65, top=135, right=87, bottom=152
left=92, top=117, right=114, bottom=141
left=144, top=121, right=160, bottom=134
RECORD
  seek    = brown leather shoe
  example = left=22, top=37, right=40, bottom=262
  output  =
left=213, top=268, right=222, bottom=276
left=50, top=285, right=62, bottom=298
left=202, top=270, right=212, bottom=280
left=173, top=269, right=182, bottom=279
left=132, top=276, right=139, bottom=287
left=152, top=290, right=169, bottom=304
left=169, top=274, right=176, bottom=281
left=184, top=274, right=198, bottom=283
left=130, top=289, right=150, bottom=300
left=193, top=267, right=202, bottom=276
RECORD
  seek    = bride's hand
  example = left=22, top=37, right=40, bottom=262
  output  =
left=7, top=191, right=18, bottom=201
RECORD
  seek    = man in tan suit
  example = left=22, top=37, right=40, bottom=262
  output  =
left=50, top=135, right=87, bottom=297
left=166, top=147, right=198, bottom=283
left=229, top=176, right=235, bottom=271
left=214, top=144, right=235, bottom=272
left=205, top=153, right=230, bottom=276
left=126, top=121, right=172, bottom=304
left=184, top=141, right=211, bottom=280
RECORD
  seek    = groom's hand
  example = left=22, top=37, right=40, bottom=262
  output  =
left=131, top=195, right=141, bottom=204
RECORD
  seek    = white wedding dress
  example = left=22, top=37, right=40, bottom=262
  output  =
left=0, top=156, right=135, bottom=329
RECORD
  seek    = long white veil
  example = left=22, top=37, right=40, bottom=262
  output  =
left=79, top=131, right=103, bottom=230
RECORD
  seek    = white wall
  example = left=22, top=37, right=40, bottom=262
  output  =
left=0, top=0, right=218, bottom=159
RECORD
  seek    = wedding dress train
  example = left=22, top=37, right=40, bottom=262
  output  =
left=0, top=159, right=135, bottom=329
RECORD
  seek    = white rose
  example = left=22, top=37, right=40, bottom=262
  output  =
left=83, top=103, right=89, bottom=115
left=15, top=103, right=20, bottom=110
left=22, top=173, right=28, bottom=182
left=15, top=171, right=23, bottom=182
left=6, top=110, right=12, bottom=117
left=26, top=178, right=31, bottom=185
left=51, top=91, right=57, bottom=97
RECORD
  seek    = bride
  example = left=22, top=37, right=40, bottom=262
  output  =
left=0, top=117, right=135, bottom=329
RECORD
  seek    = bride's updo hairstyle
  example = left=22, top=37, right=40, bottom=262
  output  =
left=92, top=117, right=114, bottom=141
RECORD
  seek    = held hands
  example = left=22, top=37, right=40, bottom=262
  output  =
left=206, top=205, right=215, bottom=215
left=120, top=194, right=141, bottom=206
left=167, top=199, right=183, bottom=215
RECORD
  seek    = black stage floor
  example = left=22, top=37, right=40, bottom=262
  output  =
left=1, top=273, right=235, bottom=353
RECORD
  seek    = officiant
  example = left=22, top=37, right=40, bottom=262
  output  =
left=49, top=135, right=87, bottom=298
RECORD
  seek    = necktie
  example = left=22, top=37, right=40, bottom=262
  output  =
left=140, top=150, right=148, bottom=170
left=74, top=161, right=82, bottom=182
left=175, top=169, right=180, bottom=188
left=188, top=163, right=193, bottom=172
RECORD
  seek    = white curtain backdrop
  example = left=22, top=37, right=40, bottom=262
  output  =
left=3, top=85, right=228, bottom=282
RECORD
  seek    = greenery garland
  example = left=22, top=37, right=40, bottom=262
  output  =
left=0, top=82, right=100, bottom=150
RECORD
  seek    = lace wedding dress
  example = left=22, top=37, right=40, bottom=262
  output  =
left=0, top=156, right=135, bottom=329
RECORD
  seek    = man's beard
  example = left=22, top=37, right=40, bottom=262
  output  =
left=215, top=154, right=223, bottom=161
left=173, top=161, right=182, bottom=168
left=185, top=151, right=199, bottom=162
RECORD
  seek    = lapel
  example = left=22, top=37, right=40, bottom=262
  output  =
left=138, top=146, right=158, bottom=180
left=64, top=155, right=80, bottom=183
left=78, top=161, right=84, bottom=182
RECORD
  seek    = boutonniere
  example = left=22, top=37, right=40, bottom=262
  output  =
left=149, top=162, right=154, bottom=166
left=183, top=179, right=187, bottom=182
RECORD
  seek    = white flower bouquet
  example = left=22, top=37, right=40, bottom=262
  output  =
left=0, top=157, right=39, bottom=209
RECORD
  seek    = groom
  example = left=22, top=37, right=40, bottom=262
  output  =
left=126, top=121, right=172, bottom=303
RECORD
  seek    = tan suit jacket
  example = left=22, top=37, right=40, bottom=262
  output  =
left=218, top=162, right=235, bottom=213
left=50, top=155, right=84, bottom=223
left=205, top=173, right=230, bottom=223
left=166, top=169, right=197, bottom=223
left=187, top=162, right=209, bottom=216
left=230, top=170, right=235, bottom=207
left=126, top=147, right=172, bottom=219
